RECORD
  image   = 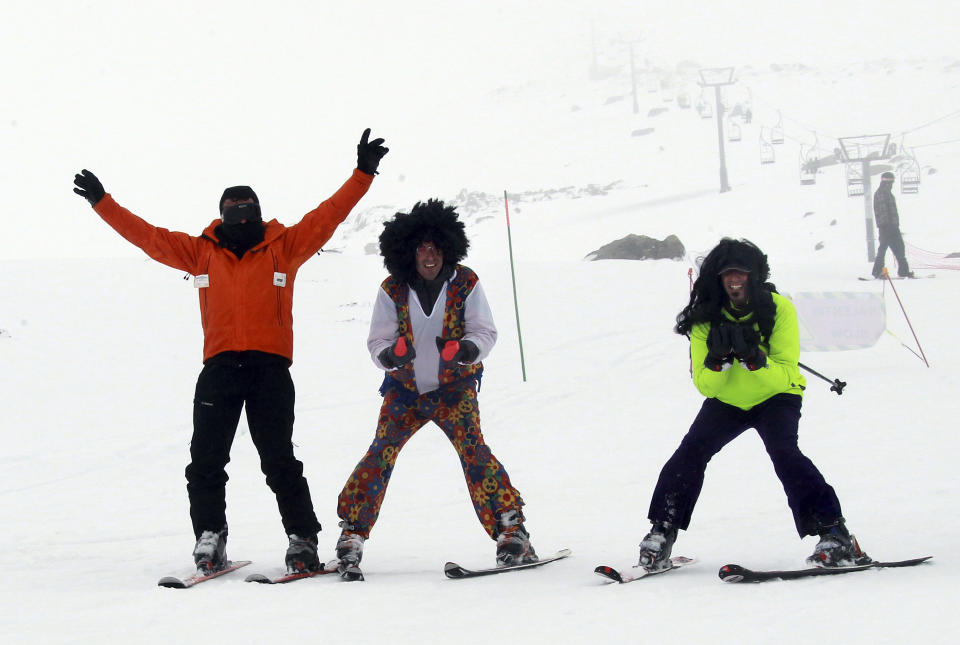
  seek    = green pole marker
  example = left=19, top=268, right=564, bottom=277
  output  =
left=503, top=191, right=527, bottom=381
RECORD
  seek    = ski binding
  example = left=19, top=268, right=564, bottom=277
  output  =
left=245, top=559, right=341, bottom=584
left=594, top=555, right=696, bottom=583
left=157, top=560, right=252, bottom=588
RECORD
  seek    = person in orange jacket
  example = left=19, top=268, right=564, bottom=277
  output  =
left=72, top=129, right=388, bottom=575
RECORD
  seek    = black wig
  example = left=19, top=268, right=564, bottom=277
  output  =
left=378, top=199, right=470, bottom=283
left=675, top=238, right=778, bottom=341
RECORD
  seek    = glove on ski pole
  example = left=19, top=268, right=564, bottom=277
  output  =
left=378, top=336, right=415, bottom=369
left=436, top=337, right=479, bottom=364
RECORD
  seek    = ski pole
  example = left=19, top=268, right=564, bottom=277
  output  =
left=798, top=362, right=846, bottom=395
left=798, top=362, right=847, bottom=395
left=882, top=267, right=930, bottom=367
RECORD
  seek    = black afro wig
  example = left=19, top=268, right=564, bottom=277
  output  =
left=675, top=238, right=778, bottom=341
left=379, top=199, right=469, bottom=282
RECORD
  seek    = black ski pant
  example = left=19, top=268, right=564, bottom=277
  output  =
left=185, top=355, right=321, bottom=540
left=872, top=225, right=911, bottom=277
left=647, top=393, right=842, bottom=537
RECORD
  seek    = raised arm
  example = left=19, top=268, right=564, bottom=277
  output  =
left=74, top=169, right=205, bottom=273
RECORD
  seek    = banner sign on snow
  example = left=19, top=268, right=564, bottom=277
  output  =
left=790, top=292, right=885, bottom=351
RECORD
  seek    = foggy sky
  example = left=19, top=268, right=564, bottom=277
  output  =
left=1, top=0, right=955, bottom=260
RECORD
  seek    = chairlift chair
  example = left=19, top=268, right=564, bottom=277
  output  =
left=770, top=110, right=784, bottom=144
left=900, top=169, right=920, bottom=194
left=728, top=122, right=742, bottom=142
left=845, top=163, right=864, bottom=197
left=697, top=101, right=713, bottom=119
left=799, top=141, right=817, bottom=185
left=760, top=141, right=775, bottom=164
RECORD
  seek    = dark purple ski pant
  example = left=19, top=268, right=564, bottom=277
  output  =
left=647, top=393, right=842, bottom=537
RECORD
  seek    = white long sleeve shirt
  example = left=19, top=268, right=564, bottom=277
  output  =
left=367, top=270, right=497, bottom=394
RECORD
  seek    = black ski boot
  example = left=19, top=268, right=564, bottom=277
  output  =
left=638, top=522, right=677, bottom=571
left=192, top=527, right=228, bottom=573
left=495, top=509, right=538, bottom=567
left=285, top=534, right=320, bottom=573
left=335, top=521, right=365, bottom=579
left=807, top=518, right=871, bottom=567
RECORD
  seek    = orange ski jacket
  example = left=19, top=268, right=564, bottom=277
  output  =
left=93, top=169, right=373, bottom=363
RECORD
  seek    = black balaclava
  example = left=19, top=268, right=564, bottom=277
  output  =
left=879, top=172, right=895, bottom=191
left=217, top=186, right=264, bottom=258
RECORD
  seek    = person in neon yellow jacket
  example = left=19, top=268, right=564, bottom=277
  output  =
left=636, top=238, right=870, bottom=571
left=689, top=290, right=805, bottom=410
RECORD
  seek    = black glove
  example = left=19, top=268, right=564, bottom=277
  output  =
left=378, top=336, right=415, bottom=369
left=357, top=128, right=388, bottom=175
left=73, top=169, right=106, bottom=206
left=436, top=337, right=480, bottom=364
left=730, top=323, right=767, bottom=371
left=704, top=323, right=734, bottom=371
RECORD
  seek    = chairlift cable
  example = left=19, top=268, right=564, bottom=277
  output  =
left=909, top=137, right=960, bottom=149
left=748, top=92, right=841, bottom=140
left=899, top=109, right=960, bottom=135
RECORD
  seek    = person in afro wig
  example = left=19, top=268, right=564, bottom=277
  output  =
left=332, top=199, right=540, bottom=575
left=635, top=237, right=871, bottom=573
left=378, top=198, right=470, bottom=283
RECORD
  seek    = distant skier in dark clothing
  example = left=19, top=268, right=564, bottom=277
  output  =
left=637, top=238, right=870, bottom=571
left=72, top=129, right=388, bottom=575
left=871, top=171, right=914, bottom=279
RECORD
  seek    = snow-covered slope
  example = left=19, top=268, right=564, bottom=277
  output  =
left=2, top=10, right=959, bottom=645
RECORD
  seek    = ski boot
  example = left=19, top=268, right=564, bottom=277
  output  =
left=807, top=519, right=871, bottom=567
left=335, top=521, right=366, bottom=580
left=285, top=534, right=320, bottom=573
left=495, top=509, right=538, bottom=567
left=638, top=522, right=677, bottom=572
left=192, top=527, right=228, bottom=573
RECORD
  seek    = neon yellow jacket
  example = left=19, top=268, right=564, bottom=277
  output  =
left=690, top=292, right=806, bottom=410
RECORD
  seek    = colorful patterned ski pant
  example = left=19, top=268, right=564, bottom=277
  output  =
left=337, top=383, right=524, bottom=539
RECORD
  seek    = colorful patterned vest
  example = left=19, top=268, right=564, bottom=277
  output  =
left=380, top=264, right=484, bottom=397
